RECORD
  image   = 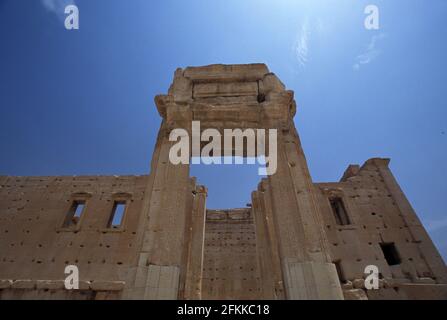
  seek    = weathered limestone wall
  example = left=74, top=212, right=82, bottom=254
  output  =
left=201, top=209, right=262, bottom=300
left=0, top=175, right=149, bottom=299
left=315, top=158, right=447, bottom=299
left=0, top=173, right=206, bottom=300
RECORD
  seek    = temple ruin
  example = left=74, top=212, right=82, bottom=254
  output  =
left=0, top=64, right=446, bottom=299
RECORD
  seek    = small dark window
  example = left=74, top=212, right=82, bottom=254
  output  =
left=329, top=197, right=350, bottom=225
left=63, top=201, right=85, bottom=227
left=334, top=260, right=346, bottom=283
left=380, top=242, right=401, bottom=265
left=108, top=201, right=126, bottom=228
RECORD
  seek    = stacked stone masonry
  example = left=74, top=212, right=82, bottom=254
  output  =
left=0, top=64, right=446, bottom=299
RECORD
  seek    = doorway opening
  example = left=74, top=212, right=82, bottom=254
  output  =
left=190, top=156, right=266, bottom=209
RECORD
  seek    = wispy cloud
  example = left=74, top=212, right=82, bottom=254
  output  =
left=41, top=0, right=76, bottom=22
left=294, top=19, right=310, bottom=68
left=353, top=33, right=386, bottom=71
left=293, top=17, right=329, bottom=70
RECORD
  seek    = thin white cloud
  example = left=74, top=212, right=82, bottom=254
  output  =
left=353, top=33, right=386, bottom=71
left=41, top=0, right=76, bottom=22
left=294, top=19, right=310, bottom=68
left=293, top=17, right=329, bottom=70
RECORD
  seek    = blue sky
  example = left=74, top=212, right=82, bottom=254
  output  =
left=0, top=0, right=446, bottom=261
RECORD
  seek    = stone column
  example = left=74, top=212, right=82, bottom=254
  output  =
left=266, top=124, right=343, bottom=299
left=125, top=121, right=191, bottom=299
left=183, top=185, right=207, bottom=300
left=252, top=181, right=285, bottom=299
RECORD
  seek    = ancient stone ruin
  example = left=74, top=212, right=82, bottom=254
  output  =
left=0, top=64, right=446, bottom=299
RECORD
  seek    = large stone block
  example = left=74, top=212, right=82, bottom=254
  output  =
left=282, top=260, right=344, bottom=300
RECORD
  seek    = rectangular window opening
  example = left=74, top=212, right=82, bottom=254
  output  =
left=108, top=201, right=126, bottom=228
left=330, top=197, right=351, bottom=225
left=63, top=200, right=85, bottom=228
left=380, top=242, right=401, bottom=265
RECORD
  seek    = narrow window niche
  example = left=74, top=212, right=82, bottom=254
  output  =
left=63, top=200, right=86, bottom=228
left=380, top=242, right=401, bottom=265
left=329, top=197, right=351, bottom=225
left=108, top=201, right=126, bottom=229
